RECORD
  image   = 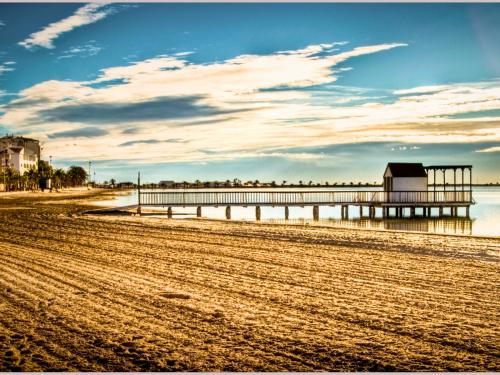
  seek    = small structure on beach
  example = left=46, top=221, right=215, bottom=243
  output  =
left=383, top=163, right=428, bottom=192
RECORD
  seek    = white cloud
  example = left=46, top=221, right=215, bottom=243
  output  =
left=19, top=4, right=113, bottom=49
left=173, top=51, right=194, bottom=57
left=0, top=64, right=15, bottom=75
left=476, top=146, right=500, bottom=153
left=4, top=41, right=500, bottom=165
left=57, top=41, right=103, bottom=59
left=394, top=85, right=450, bottom=95
left=0, top=21, right=5, bottom=27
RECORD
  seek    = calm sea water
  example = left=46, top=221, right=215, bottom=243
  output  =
left=94, top=187, right=500, bottom=237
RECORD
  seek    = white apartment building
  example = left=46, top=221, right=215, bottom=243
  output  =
left=0, top=136, right=41, bottom=175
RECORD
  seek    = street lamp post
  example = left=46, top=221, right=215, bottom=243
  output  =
left=88, top=161, right=92, bottom=188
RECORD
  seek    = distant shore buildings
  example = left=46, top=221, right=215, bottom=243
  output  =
left=0, top=135, right=40, bottom=174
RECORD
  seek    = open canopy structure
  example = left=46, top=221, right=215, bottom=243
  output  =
left=424, top=165, right=472, bottom=192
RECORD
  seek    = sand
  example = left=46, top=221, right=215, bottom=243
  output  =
left=0, top=190, right=499, bottom=371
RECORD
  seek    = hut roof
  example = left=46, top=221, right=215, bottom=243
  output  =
left=386, top=163, right=427, bottom=178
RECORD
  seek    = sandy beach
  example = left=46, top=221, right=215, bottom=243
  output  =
left=0, top=190, right=498, bottom=371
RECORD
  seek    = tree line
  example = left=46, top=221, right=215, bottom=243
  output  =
left=1, top=160, right=88, bottom=191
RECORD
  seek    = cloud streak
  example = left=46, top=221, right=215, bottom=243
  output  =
left=36, top=95, right=251, bottom=124
left=19, top=4, right=113, bottom=49
left=57, top=41, right=102, bottom=59
left=48, top=127, right=108, bottom=139
left=476, top=146, right=500, bottom=153
left=0, top=62, right=15, bottom=75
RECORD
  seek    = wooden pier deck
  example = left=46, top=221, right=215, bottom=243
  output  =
left=137, top=189, right=474, bottom=219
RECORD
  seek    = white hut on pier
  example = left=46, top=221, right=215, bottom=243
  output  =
left=383, top=163, right=428, bottom=192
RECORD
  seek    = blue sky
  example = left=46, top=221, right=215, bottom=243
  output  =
left=0, top=3, right=499, bottom=183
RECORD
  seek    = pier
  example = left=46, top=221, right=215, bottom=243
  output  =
left=136, top=189, right=474, bottom=220
left=136, top=163, right=474, bottom=220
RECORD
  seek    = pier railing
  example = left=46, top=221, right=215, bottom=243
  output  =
left=138, top=190, right=473, bottom=207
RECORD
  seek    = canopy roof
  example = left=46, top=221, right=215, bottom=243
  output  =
left=424, top=165, right=472, bottom=170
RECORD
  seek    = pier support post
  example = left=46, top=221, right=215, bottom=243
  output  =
left=466, top=206, right=470, bottom=217
left=410, top=207, right=415, bottom=218
left=256, top=206, right=261, bottom=221
left=167, top=207, right=172, bottom=218
left=359, top=206, right=363, bottom=218
left=313, top=206, right=319, bottom=221
left=225, top=206, right=231, bottom=220
left=341, top=205, right=348, bottom=219
left=439, top=206, right=443, bottom=217
left=285, top=206, right=289, bottom=220
left=197, top=206, right=202, bottom=218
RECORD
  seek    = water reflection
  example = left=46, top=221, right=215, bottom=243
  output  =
left=266, top=217, right=473, bottom=236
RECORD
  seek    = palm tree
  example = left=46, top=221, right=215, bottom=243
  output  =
left=18, top=173, right=28, bottom=191
left=53, top=168, right=67, bottom=190
left=4, top=168, right=20, bottom=191
left=67, top=166, right=88, bottom=187
left=24, top=168, right=38, bottom=191
left=110, top=178, right=116, bottom=187
left=282, top=180, right=287, bottom=186
left=37, top=160, right=53, bottom=178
